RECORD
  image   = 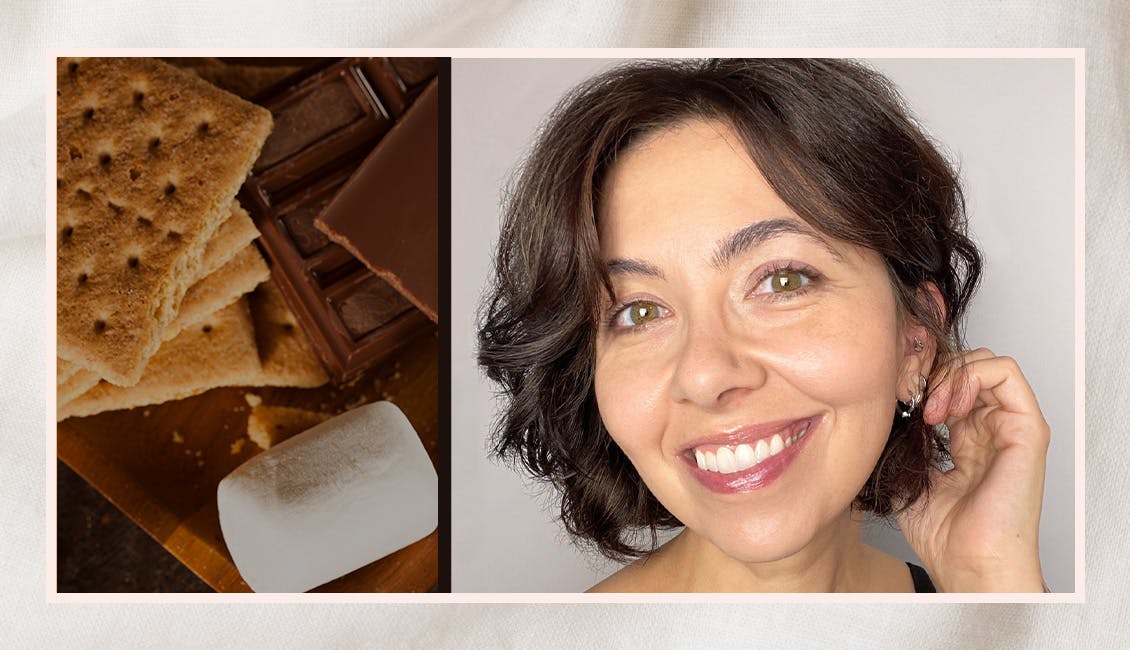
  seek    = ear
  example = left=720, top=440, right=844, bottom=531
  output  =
left=898, top=282, right=946, bottom=399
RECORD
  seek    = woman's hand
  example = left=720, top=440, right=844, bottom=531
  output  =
left=896, top=348, right=1050, bottom=592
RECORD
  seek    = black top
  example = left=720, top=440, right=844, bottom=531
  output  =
left=907, top=562, right=936, bottom=593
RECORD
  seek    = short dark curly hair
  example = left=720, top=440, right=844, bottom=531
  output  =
left=478, top=59, right=982, bottom=560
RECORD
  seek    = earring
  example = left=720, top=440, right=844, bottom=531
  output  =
left=913, top=337, right=923, bottom=352
left=899, top=374, right=927, bottom=418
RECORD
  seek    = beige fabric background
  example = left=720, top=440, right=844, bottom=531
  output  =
left=2, top=1, right=1125, bottom=646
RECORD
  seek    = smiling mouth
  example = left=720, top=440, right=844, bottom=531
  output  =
left=685, top=417, right=814, bottom=475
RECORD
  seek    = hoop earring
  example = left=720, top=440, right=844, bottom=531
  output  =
left=898, top=374, right=927, bottom=418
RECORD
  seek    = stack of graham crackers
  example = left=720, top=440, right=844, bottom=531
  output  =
left=56, top=57, right=327, bottom=422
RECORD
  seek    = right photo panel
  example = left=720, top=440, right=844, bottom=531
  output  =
left=451, top=58, right=1076, bottom=594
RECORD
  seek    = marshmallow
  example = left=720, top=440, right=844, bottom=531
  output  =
left=218, top=401, right=437, bottom=592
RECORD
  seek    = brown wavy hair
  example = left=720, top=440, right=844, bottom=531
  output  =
left=478, top=59, right=982, bottom=560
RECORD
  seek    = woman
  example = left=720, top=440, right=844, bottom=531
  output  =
left=477, top=59, right=1050, bottom=592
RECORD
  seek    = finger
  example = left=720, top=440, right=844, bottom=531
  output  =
left=943, top=416, right=997, bottom=473
left=925, top=349, right=1040, bottom=422
left=941, top=384, right=1049, bottom=466
left=982, top=401, right=1051, bottom=454
left=946, top=355, right=1042, bottom=420
left=923, top=348, right=995, bottom=424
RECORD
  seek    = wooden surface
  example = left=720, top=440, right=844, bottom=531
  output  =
left=57, top=327, right=438, bottom=593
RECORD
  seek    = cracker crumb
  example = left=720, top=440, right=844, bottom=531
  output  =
left=142, top=409, right=151, bottom=417
left=392, top=371, right=401, bottom=380
left=196, top=459, right=205, bottom=468
left=230, top=438, right=246, bottom=455
left=194, top=450, right=203, bottom=458
left=244, top=393, right=262, bottom=407
left=380, top=391, right=390, bottom=400
left=171, top=431, right=184, bottom=444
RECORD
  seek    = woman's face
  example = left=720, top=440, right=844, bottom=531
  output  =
left=594, top=119, right=916, bottom=563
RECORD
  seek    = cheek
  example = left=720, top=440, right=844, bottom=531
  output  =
left=783, top=307, right=902, bottom=404
left=764, top=298, right=903, bottom=482
left=593, top=345, right=669, bottom=456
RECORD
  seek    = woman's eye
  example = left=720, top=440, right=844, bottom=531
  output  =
left=754, top=267, right=815, bottom=296
left=612, top=300, right=666, bottom=328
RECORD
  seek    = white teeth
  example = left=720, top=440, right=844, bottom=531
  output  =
left=755, top=439, right=769, bottom=463
left=769, top=433, right=784, bottom=456
left=692, top=421, right=812, bottom=474
left=735, top=443, right=754, bottom=468
left=716, top=447, right=736, bottom=473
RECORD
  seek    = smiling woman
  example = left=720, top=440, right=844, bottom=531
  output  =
left=476, top=59, right=1052, bottom=593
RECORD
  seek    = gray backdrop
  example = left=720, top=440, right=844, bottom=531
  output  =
left=451, top=58, right=1076, bottom=593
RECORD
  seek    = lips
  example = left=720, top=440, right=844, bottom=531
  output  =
left=680, top=416, right=818, bottom=493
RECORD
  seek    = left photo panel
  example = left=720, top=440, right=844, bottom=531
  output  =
left=53, top=56, right=443, bottom=593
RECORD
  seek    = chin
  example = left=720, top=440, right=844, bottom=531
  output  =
left=695, top=512, right=825, bottom=565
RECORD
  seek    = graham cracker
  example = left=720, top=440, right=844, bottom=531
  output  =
left=248, top=279, right=329, bottom=388
left=54, top=200, right=259, bottom=386
left=58, top=299, right=263, bottom=420
left=195, top=201, right=260, bottom=282
left=59, top=280, right=329, bottom=420
left=57, top=359, right=79, bottom=385
left=164, top=57, right=303, bottom=100
left=58, top=368, right=101, bottom=404
left=56, top=57, right=272, bottom=386
left=245, top=405, right=332, bottom=450
left=165, top=244, right=270, bottom=341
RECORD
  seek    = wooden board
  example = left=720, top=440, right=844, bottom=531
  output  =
left=56, top=327, right=439, bottom=593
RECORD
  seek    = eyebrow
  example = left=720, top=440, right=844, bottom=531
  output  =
left=710, top=218, right=843, bottom=269
left=606, top=257, right=665, bottom=279
left=604, top=218, right=842, bottom=279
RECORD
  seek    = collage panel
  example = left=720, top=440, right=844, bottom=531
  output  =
left=55, top=56, right=444, bottom=593
left=451, top=57, right=1076, bottom=594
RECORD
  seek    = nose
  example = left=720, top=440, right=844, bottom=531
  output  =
left=668, top=315, right=768, bottom=409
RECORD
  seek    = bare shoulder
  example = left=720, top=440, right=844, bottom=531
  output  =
left=587, top=560, right=651, bottom=593
left=587, top=553, right=675, bottom=593
left=587, top=533, right=689, bottom=592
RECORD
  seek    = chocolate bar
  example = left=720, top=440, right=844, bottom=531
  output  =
left=316, top=80, right=438, bottom=323
left=239, top=58, right=437, bottom=380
